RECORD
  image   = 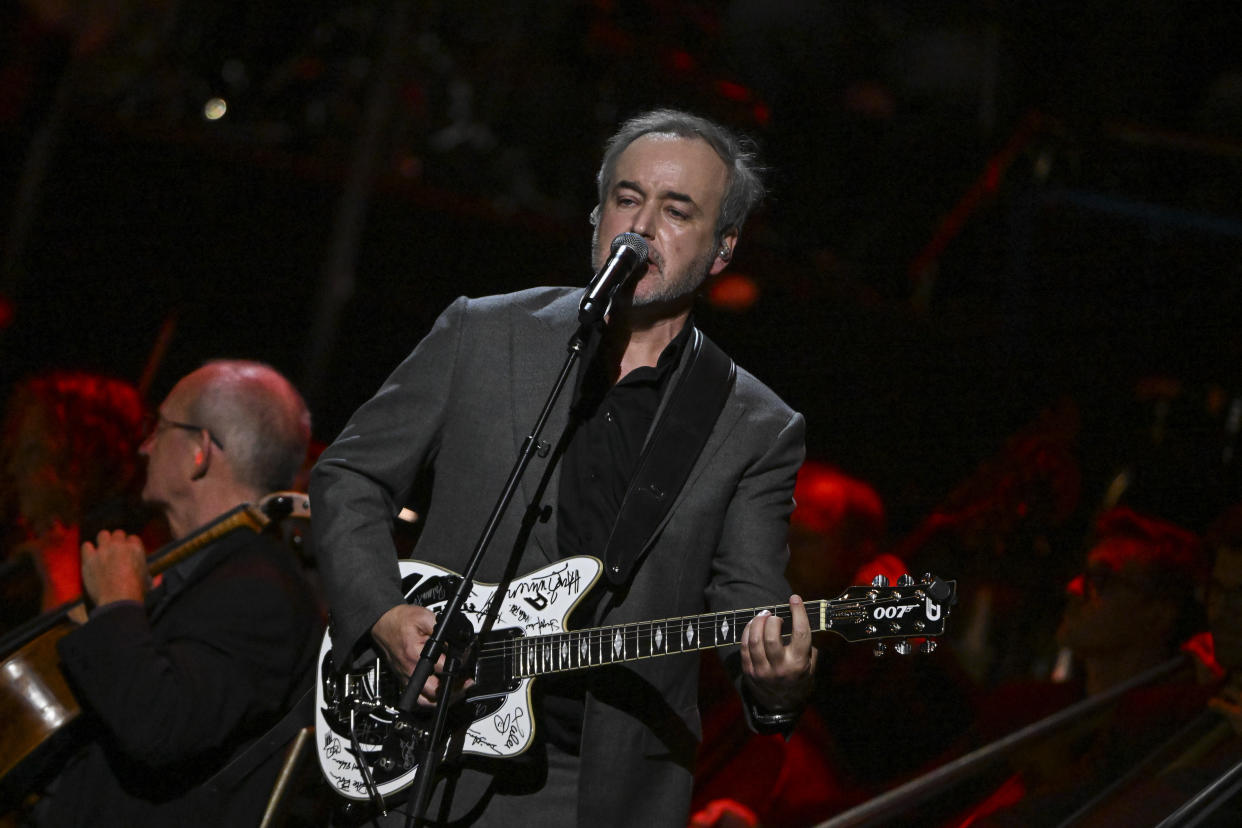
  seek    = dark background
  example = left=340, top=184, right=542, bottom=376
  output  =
left=4, top=0, right=1242, bottom=544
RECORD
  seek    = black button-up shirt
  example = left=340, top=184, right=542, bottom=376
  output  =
left=541, top=320, right=692, bottom=752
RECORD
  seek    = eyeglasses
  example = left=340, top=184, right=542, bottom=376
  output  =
left=146, top=412, right=225, bottom=450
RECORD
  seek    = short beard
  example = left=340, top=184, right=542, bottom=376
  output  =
left=589, top=224, right=715, bottom=310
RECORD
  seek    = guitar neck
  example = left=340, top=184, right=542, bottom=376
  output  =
left=487, top=599, right=850, bottom=681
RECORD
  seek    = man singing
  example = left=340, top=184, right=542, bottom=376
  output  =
left=312, top=109, right=815, bottom=827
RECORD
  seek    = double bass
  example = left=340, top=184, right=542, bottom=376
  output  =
left=0, top=492, right=308, bottom=807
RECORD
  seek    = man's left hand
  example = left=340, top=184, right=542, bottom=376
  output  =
left=740, top=594, right=817, bottom=712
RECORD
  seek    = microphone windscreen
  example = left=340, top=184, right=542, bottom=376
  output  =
left=610, top=232, right=649, bottom=265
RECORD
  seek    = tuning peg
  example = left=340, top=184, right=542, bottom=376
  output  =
left=871, top=574, right=890, bottom=587
left=919, top=640, right=938, bottom=654
left=897, top=573, right=915, bottom=587
left=926, top=576, right=953, bottom=604
left=894, top=640, right=913, bottom=656
left=873, top=642, right=888, bottom=657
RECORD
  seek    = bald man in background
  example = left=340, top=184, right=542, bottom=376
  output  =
left=31, top=360, right=323, bottom=827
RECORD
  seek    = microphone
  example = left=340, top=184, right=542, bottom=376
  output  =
left=578, top=232, right=649, bottom=324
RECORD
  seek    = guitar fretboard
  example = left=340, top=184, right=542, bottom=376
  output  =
left=479, top=599, right=865, bottom=679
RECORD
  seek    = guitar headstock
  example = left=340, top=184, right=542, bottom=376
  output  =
left=821, top=573, right=956, bottom=655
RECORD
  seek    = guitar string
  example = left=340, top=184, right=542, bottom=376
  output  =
left=467, top=593, right=909, bottom=653
left=336, top=597, right=934, bottom=683
left=469, top=602, right=818, bottom=656
left=469, top=599, right=901, bottom=668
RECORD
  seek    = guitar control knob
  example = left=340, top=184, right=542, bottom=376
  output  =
left=873, top=642, right=888, bottom=657
left=894, top=640, right=913, bottom=656
left=897, top=574, right=915, bottom=587
left=920, top=640, right=938, bottom=654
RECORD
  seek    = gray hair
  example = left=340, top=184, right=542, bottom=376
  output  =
left=594, top=109, right=766, bottom=243
left=187, top=360, right=311, bottom=493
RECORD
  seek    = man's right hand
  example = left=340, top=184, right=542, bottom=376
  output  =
left=370, top=603, right=451, bottom=708
left=81, top=529, right=150, bottom=609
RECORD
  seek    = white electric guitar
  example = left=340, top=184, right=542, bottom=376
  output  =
left=314, top=556, right=955, bottom=806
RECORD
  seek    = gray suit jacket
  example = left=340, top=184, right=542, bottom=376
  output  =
left=310, top=286, right=804, bottom=826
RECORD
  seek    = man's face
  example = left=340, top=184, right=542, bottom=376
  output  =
left=1208, top=546, right=1242, bottom=671
left=138, top=375, right=202, bottom=509
left=593, top=133, right=734, bottom=311
left=1056, top=538, right=1168, bottom=656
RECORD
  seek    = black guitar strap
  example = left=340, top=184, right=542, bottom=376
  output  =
left=601, top=328, right=736, bottom=586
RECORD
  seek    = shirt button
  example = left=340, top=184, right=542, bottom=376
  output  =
left=604, top=410, right=614, bottom=423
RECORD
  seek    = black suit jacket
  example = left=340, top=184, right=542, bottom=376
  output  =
left=37, top=528, right=322, bottom=827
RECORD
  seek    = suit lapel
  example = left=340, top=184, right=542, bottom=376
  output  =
left=508, top=291, right=583, bottom=565
left=651, top=390, right=745, bottom=540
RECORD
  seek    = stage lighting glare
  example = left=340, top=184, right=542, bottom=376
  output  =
left=203, top=97, right=228, bottom=120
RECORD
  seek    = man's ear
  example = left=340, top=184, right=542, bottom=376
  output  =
left=711, top=229, right=739, bottom=275
left=190, top=432, right=213, bottom=480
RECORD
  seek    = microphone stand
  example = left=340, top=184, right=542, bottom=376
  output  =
left=401, top=317, right=602, bottom=826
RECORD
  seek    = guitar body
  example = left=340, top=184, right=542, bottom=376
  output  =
left=314, top=556, right=603, bottom=802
